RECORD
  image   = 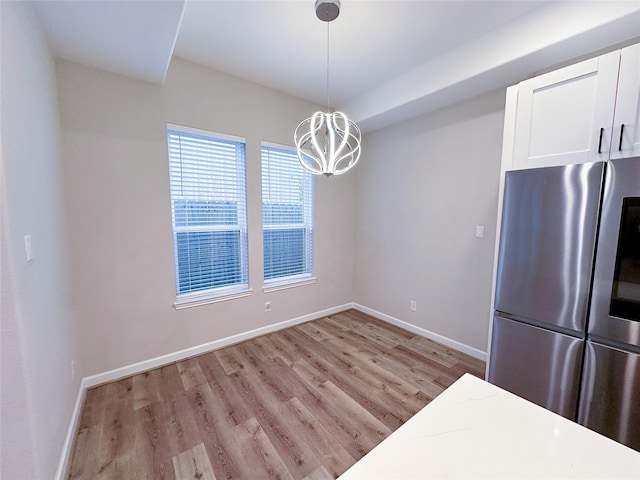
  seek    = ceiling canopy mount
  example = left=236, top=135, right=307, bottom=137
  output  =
left=315, top=0, right=341, bottom=22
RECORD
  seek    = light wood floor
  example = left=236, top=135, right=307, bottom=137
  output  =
left=67, top=309, right=485, bottom=479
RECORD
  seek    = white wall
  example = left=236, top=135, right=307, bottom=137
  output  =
left=354, top=90, right=505, bottom=353
left=0, top=2, right=80, bottom=478
left=57, top=57, right=356, bottom=377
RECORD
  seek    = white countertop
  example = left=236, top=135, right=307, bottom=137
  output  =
left=338, top=373, right=640, bottom=479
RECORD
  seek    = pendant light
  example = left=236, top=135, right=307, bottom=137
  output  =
left=294, top=0, right=362, bottom=177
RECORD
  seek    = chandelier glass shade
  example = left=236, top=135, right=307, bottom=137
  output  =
left=295, top=0, right=362, bottom=177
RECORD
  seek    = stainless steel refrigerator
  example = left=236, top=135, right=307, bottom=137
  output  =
left=488, top=158, right=640, bottom=451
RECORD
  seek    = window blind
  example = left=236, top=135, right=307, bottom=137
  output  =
left=262, top=143, right=314, bottom=283
left=167, top=126, right=248, bottom=298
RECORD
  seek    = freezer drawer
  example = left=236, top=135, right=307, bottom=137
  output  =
left=488, top=314, right=584, bottom=419
left=578, top=341, right=640, bottom=451
left=495, top=162, right=603, bottom=333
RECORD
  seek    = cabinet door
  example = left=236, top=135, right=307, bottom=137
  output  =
left=610, top=44, right=640, bottom=159
left=511, top=51, right=620, bottom=170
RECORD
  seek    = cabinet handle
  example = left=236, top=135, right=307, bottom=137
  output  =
left=618, top=124, right=625, bottom=151
left=598, top=127, right=604, bottom=154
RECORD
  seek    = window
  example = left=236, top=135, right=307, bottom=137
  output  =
left=262, top=142, right=314, bottom=289
left=167, top=124, right=250, bottom=307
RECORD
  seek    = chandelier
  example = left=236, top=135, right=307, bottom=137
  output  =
left=294, top=0, right=362, bottom=177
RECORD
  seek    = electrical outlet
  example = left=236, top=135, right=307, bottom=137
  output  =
left=475, top=225, right=485, bottom=238
left=264, top=301, right=271, bottom=312
left=410, top=300, right=417, bottom=312
left=71, top=360, right=76, bottom=379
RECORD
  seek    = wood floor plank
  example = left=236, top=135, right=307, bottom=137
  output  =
left=176, top=358, right=207, bottom=391
left=452, top=354, right=486, bottom=378
left=308, top=335, right=414, bottom=429
left=67, top=425, right=102, bottom=480
left=95, top=379, right=137, bottom=479
left=265, top=334, right=324, bottom=375
left=68, top=386, right=108, bottom=479
left=241, top=332, right=278, bottom=362
left=232, top=416, right=294, bottom=480
left=77, top=385, right=106, bottom=429
left=351, top=311, right=417, bottom=341
left=275, top=339, right=394, bottom=459
left=235, top=345, right=299, bottom=404
left=160, top=363, right=187, bottom=396
left=157, top=364, right=203, bottom=457
left=251, top=334, right=299, bottom=367
left=172, top=442, right=217, bottom=480
left=169, top=391, right=204, bottom=456
left=336, top=314, right=413, bottom=347
left=214, top=347, right=245, bottom=375
left=314, top=319, right=383, bottom=358
left=134, top=401, right=176, bottom=479
left=373, top=357, right=443, bottom=401
left=318, top=313, right=352, bottom=332
left=336, top=318, right=400, bottom=350
left=282, top=327, right=408, bottom=431
left=266, top=353, right=378, bottom=461
left=296, top=321, right=334, bottom=343
left=197, top=351, right=252, bottom=429
left=281, top=397, right=355, bottom=477
left=224, top=358, right=318, bottom=478
left=302, top=465, right=334, bottom=480
left=67, top=309, right=485, bottom=479
left=393, top=343, right=461, bottom=381
left=403, top=335, right=460, bottom=368
left=132, top=369, right=163, bottom=410
left=188, top=383, right=244, bottom=479
left=346, top=363, right=423, bottom=425
left=319, top=380, right=391, bottom=441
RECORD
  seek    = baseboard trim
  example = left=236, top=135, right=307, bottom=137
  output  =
left=55, top=377, right=89, bottom=480
left=82, top=303, right=354, bottom=389
left=352, top=303, right=487, bottom=361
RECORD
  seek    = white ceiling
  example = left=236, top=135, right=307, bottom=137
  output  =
left=30, top=0, right=640, bottom=132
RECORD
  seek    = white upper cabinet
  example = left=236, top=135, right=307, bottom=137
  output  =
left=610, top=44, right=640, bottom=159
left=510, top=51, right=620, bottom=170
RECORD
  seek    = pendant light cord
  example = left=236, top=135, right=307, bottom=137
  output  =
left=326, top=21, right=330, bottom=113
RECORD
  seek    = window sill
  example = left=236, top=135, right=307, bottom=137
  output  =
left=262, top=276, right=317, bottom=293
left=174, top=288, right=253, bottom=310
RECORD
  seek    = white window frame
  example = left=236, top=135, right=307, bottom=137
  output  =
left=167, top=124, right=251, bottom=309
left=261, top=141, right=316, bottom=293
